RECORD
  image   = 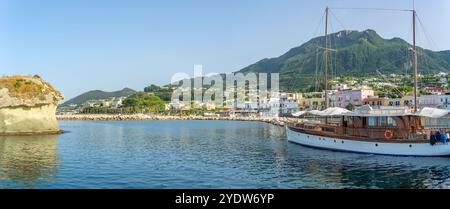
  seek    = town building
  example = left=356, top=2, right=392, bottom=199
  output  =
left=423, top=87, right=444, bottom=95
left=363, top=96, right=413, bottom=109
left=333, top=87, right=374, bottom=109
left=419, top=94, right=450, bottom=109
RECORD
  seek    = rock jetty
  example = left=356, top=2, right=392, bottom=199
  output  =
left=56, top=114, right=300, bottom=127
left=0, top=75, right=64, bottom=135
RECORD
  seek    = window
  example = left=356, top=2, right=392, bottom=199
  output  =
left=387, top=117, right=397, bottom=126
left=368, top=117, right=376, bottom=126
left=379, top=117, right=387, bottom=126
left=368, top=117, right=397, bottom=127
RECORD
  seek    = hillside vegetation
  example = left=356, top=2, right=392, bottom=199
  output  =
left=238, top=29, right=450, bottom=91
left=61, top=88, right=136, bottom=106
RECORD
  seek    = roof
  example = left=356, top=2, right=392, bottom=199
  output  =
left=291, top=106, right=449, bottom=118
left=415, top=107, right=449, bottom=118
left=291, top=107, right=352, bottom=117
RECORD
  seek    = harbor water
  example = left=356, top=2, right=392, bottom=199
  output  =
left=0, top=120, right=450, bottom=188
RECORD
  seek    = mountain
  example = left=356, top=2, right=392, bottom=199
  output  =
left=439, top=50, right=450, bottom=64
left=238, top=29, right=450, bottom=91
left=61, top=88, right=136, bottom=106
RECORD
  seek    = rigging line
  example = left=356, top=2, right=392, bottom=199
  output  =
left=329, top=7, right=412, bottom=12
left=312, top=10, right=326, bottom=40
left=329, top=19, right=337, bottom=80
left=329, top=10, right=348, bottom=31
left=415, top=13, right=437, bottom=51
left=292, top=12, right=326, bottom=91
left=375, top=54, right=410, bottom=97
left=376, top=70, right=404, bottom=97
left=315, top=48, right=319, bottom=91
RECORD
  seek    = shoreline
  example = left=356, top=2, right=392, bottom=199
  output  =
left=56, top=114, right=300, bottom=127
left=0, top=129, right=64, bottom=136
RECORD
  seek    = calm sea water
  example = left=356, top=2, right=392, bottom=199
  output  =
left=1, top=120, right=450, bottom=189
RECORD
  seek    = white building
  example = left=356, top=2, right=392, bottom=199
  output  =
left=279, top=94, right=298, bottom=114
left=110, top=97, right=124, bottom=109
left=165, top=100, right=191, bottom=110
left=418, top=94, right=450, bottom=109
left=259, top=93, right=299, bottom=117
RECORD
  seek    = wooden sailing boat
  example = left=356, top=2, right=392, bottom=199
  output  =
left=286, top=7, right=450, bottom=156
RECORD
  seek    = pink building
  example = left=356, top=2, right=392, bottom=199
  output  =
left=424, top=87, right=444, bottom=95
left=334, top=88, right=374, bottom=108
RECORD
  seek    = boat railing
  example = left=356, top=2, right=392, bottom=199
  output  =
left=290, top=123, right=432, bottom=141
left=338, top=127, right=423, bottom=140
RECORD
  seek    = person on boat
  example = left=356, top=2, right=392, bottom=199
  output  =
left=441, top=131, right=448, bottom=144
left=430, top=133, right=436, bottom=146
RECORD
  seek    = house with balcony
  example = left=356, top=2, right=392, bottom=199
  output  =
left=333, top=87, right=374, bottom=109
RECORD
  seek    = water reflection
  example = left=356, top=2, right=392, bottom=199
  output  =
left=0, top=135, right=58, bottom=188
left=289, top=146, right=450, bottom=188
left=0, top=120, right=449, bottom=188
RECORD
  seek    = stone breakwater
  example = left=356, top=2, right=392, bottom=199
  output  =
left=56, top=114, right=301, bottom=127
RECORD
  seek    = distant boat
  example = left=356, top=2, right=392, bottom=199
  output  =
left=287, top=7, right=450, bottom=156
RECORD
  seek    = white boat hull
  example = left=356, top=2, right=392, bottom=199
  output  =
left=286, top=126, right=450, bottom=156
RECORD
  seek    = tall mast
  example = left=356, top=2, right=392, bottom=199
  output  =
left=324, top=7, right=329, bottom=109
left=412, top=9, right=418, bottom=113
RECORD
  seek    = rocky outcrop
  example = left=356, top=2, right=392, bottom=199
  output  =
left=0, top=75, right=64, bottom=135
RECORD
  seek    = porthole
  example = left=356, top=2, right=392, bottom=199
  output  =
left=375, top=144, right=378, bottom=147
left=334, top=140, right=336, bottom=143
left=409, top=145, right=412, bottom=148
left=342, top=141, right=344, bottom=144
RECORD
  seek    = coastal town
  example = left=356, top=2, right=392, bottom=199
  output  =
left=57, top=72, right=450, bottom=120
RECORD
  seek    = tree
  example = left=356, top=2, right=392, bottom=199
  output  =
left=345, top=103, right=354, bottom=111
left=123, top=92, right=166, bottom=113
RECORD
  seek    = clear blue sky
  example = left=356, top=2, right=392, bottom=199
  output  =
left=1, top=0, right=449, bottom=100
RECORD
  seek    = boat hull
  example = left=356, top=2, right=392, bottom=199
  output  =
left=286, top=126, right=450, bottom=156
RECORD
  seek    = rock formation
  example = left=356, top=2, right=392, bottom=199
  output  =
left=0, top=75, right=64, bottom=135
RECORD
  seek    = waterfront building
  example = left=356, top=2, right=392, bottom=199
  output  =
left=363, top=96, right=412, bottom=108
left=203, top=102, right=216, bottom=110
left=333, top=87, right=374, bottom=108
left=280, top=94, right=298, bottom=115
left=419, top=94, right=450, bottom=109
left=166, top=100, right=191, bottom=111
left=363, top=96, right=386, bottom=107
left=298, top=97, right=325, bottom=110
left=110, top=97, right=124, bottom=109
left=423, top=87, right=444, bottom=95
left=101, top=100, right=112, bottom=108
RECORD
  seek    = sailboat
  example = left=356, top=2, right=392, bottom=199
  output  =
left=286, top=7, right=450, bottom=156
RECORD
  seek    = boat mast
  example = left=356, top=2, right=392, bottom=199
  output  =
left=412, top=9, right=418, bottom=113
left=324, top=7, right=329, bottom=109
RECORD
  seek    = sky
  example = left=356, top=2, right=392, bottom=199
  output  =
left=0, top=0, right=449, bottom=100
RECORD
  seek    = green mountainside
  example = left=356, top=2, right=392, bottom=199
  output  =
left=61, top=88, right=136, bottom=106
left=238, top=29, right=450, bottom=91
